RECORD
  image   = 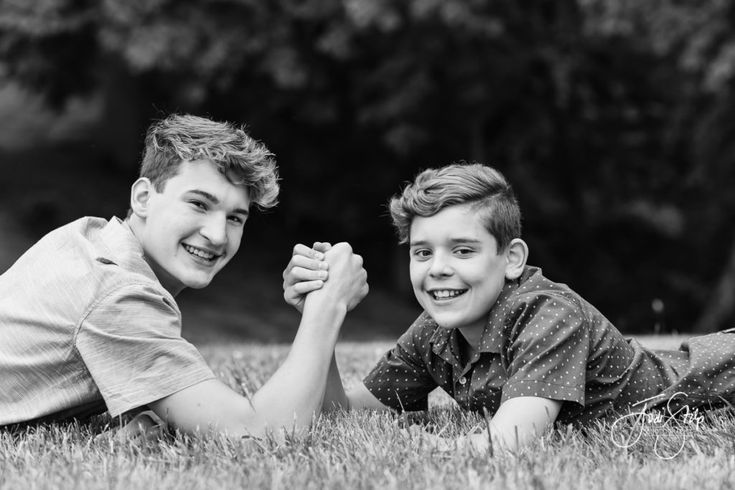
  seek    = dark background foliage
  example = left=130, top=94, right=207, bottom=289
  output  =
left=2, top=0, right=735, bottom=340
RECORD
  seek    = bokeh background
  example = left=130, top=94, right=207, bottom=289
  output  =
left=2, top=0, right=735, bottom=342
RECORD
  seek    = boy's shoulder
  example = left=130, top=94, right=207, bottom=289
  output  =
left=491, top=266, right=611, bottom=339
left=2, top=216, right=108, bottom=279
left=513, top=265, right=579, bottom=296
left=71, top=216, right=171, bottom=301
left=503, top=265, right=589, bottom=313
left=1, top=216, right=172, bottom=316
left=17, top=216, right=156, bottom=277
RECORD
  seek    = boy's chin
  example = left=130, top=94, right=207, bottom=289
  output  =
left=433, top=319, right=467, bottom=330
left=181, top=276, right=215, bottom=289
left=433, top=315, right=484, bottom=331
left=186, top=281, right=212, bottom=289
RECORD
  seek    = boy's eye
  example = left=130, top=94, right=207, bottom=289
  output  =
left=228, top=215, right=245, bottom=225
left=189, top=200, right=207, bottom=210
left=412, top=249, right=432, bottom=259
left=454, top=247, right=475, bottom=256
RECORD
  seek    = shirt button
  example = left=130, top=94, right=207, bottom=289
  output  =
left=459, top=377, right=467, bottom=385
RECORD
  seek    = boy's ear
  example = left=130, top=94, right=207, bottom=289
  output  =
left=504, top=238, right=528, bottom=280
left=130, top=178, right=154, bottom=218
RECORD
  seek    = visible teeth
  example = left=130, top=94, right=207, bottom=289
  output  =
left=432, top=290, right=463, bottom=299
left=184, top=245, right=215, bottom=260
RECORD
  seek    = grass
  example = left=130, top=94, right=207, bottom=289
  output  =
left=2, top=338, right=735, bottom=489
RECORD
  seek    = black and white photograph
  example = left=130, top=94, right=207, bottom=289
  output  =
left=1, top=1, right=735, bottom=488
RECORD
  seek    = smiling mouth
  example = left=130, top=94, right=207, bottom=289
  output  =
left=183, top=244, right=221, bottom=263
left=429, top=289, right=467, bottom=300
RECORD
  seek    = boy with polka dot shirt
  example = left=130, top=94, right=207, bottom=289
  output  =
left=283, top=163, right=735, bottom=452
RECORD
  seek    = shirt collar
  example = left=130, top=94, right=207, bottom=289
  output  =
left=96, top=216, right=159, bottom=283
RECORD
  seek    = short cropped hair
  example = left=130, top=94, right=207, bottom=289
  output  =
left=140, top=114, right=279, bottom=209
left=389, top=163, right=521, bottom=250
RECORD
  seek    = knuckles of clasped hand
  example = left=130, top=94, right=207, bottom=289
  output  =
left=323, top=243, right=361, bottom=274
left=322, top=242, right=368, bottom=295
left=325, top=242, right=353, bottom=257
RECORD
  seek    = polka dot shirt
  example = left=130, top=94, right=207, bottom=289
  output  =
left=363, top=266, right=735, bottom=424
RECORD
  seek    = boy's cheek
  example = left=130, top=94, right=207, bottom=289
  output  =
left=410, top=283, right=426, bottom=304
left=408, top=266, right=425, bottom=289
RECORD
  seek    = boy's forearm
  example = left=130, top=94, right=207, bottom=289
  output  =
left=293, top=292, right=347, bottom=347
left=236, top=243, right=365, bottom=435
left=322, top=353, right=350, bottom=412
left=248, top=296, right=347, bottom=432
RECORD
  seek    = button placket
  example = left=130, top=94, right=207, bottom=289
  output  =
left=454, top=371, right=472, bottom=407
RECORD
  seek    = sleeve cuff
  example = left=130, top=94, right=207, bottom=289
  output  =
left=106, top=370, right=216, bottom=418
left=500, top=379, right=585, bottom=407
left=363, top=377, right=429, bottom=412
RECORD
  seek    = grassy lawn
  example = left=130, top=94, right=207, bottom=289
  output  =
left=2, top=337, right=735, bottom=490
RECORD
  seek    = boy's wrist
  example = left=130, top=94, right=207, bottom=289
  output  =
left=302, top=292, right=348, bottom=329
left=304, top=287, right=349, bottom=313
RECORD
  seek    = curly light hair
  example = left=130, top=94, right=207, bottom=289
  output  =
left=389, top=163, right=521, bottom=250
left=140, top=114, right=279, bottom=209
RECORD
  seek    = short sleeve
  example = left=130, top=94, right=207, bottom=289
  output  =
left=501, top=295, right=590, bottom=409
left=75, top=283, right=215, bottom=417
left=363, top=316, right=437, bottom=411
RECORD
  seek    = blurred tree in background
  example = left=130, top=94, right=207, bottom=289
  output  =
left=1, top=0, right=735, bottom=334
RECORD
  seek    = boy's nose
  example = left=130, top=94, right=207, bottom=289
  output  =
left=428, top=254, right=453, bottom=277
left=200, top=214, right=227, bottom=246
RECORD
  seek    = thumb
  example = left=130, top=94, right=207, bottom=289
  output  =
left=313, top=242, right=333, bottom=253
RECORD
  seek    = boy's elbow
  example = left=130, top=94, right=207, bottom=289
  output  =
left=148, top=384, right=263, bottom=439
left=164, top=406, right=274, bottom=440
left=147, top=379, right=322, bottom=440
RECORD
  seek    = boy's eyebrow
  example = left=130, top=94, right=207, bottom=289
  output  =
left=187, top=189, right=250, bottom=216
left=453, top=238, right=483, bottom=245
left=409, top=239, right=429, bottom=247
left=409, top=237, right=483, bottom=247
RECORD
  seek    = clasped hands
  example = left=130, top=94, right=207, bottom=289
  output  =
left=282, top=242, right=368, bottom=313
